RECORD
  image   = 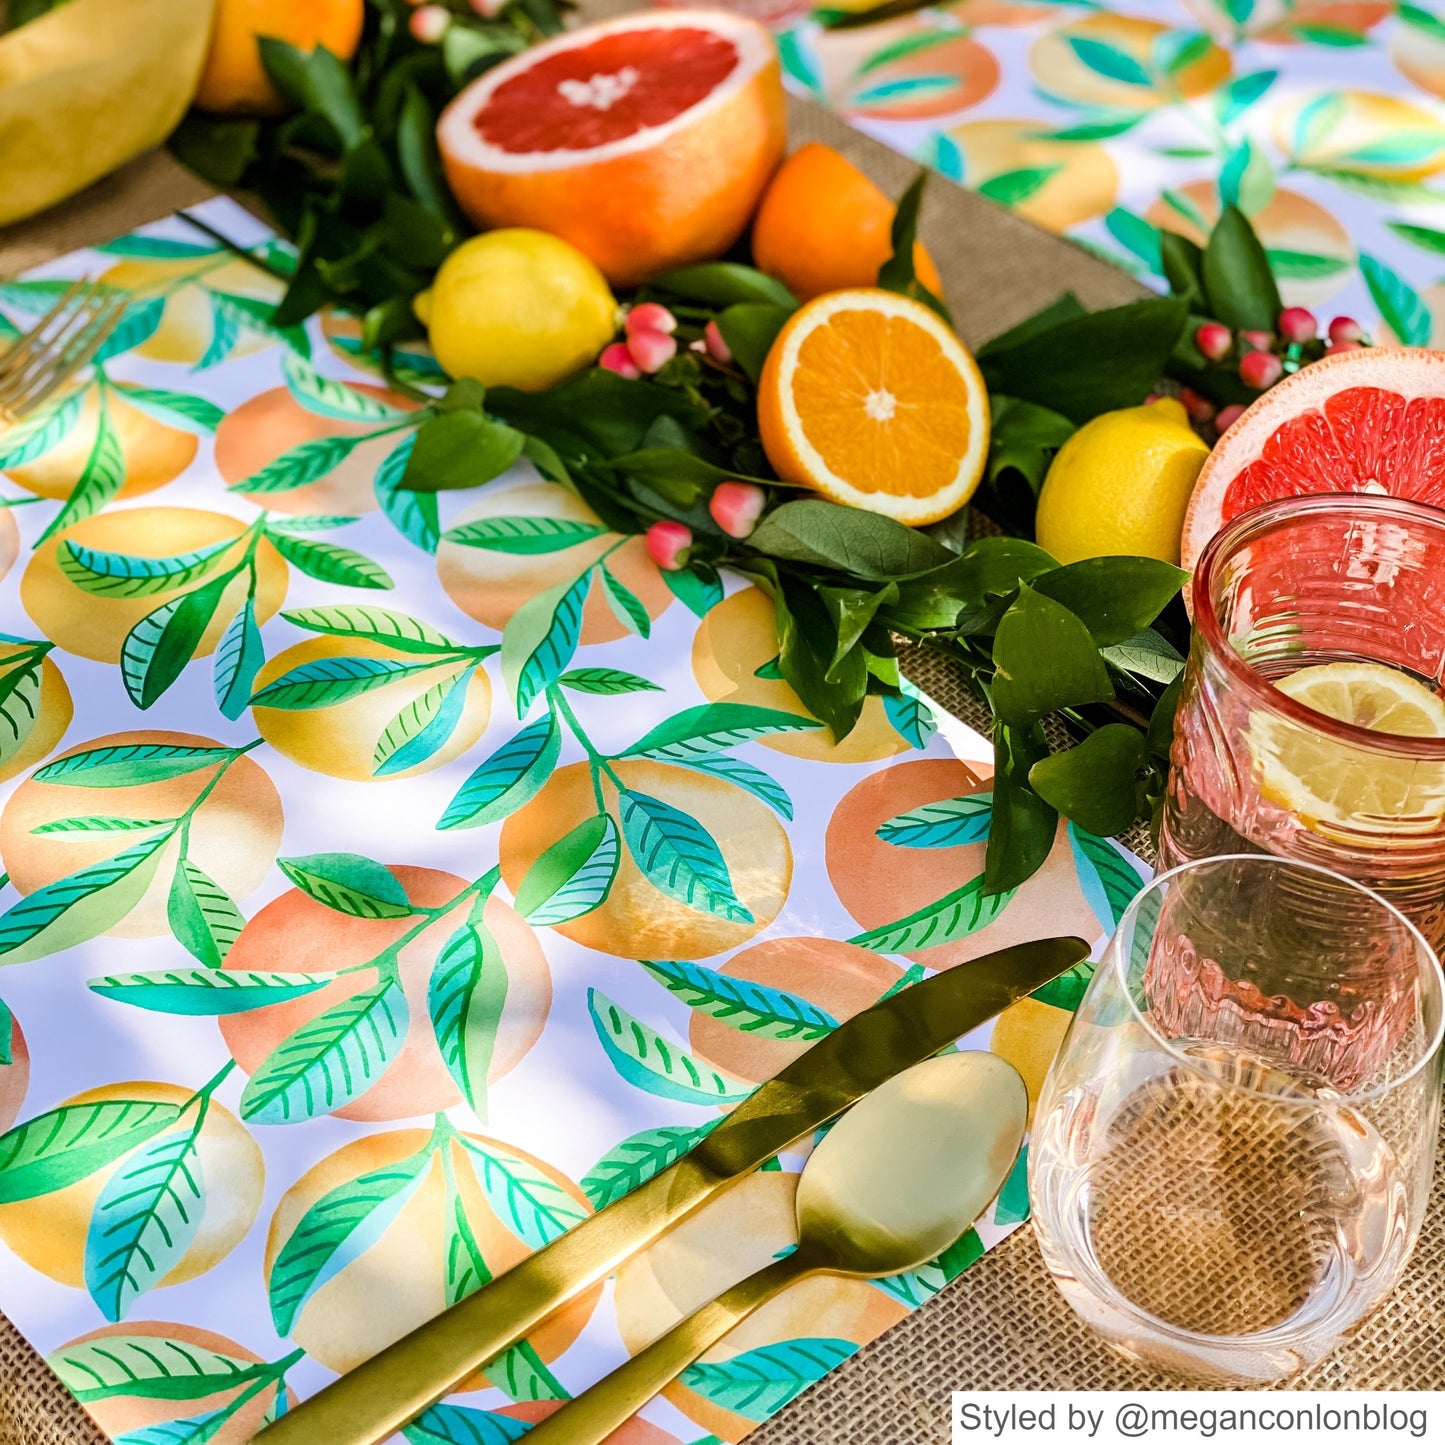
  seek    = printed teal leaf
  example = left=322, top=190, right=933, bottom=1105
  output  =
left=1067, top=823, right=1146, bottom=934
left=240, top=976, right=409, bottom=1124
left=873, top=1228, right=984, bottom=1307
left=588, top=989, right=752, bottom=1106
left=200, top=296, right=240, bottom=369
left=619, top=789, right=751, bottom=924
left=33, top=743, right=233, bottom=787
left=98, top=236, right=221, bottom=261
left=559, top=667, right=661, bottom=695
left=0, top=650, right=44, bottom=767
left=429, top=919, right=508, bottom=1121
left=0, top=1098, right=182, bottom=1204
left=268, top=532, right=393, bottom=589
left=85, top=1117, right=206, bottom=1321
left=456, top=1137, right=588, bottom=1250
left=671, top=754, right=793, bottom=820
left=120, top=575, right=231, bottom=709
left=282, top=604, right=458, bottom=653
left=482, top=1341, right=568, bottom=1405
left=46, top=1334, right=265, bottom=1403
left=1214, top=68, right=1276, bottom=125
left=269, top=1144, right=433, bottom=1332
left=501, top=570, right=590, bottom=712
left=681, top=1339, right=858, bottom=1421
left=231, top=434, right=362, bottom=495
left=1360, top=253, right=1432, bottom=346
left=259, top=514, right=357, bottom=535
left=882, top=689, right=937, bottom=750
left=1218, top=136, right=1275, bottom=215
left=580, top=1120, right=719, bottom=1209
left=167, top=859, right=245, bottom=968
left=375, top=433, right=440, bottom=553
left=514, top=814, right=619, bottom=926
left=877, top=794, right=992, bottom=848
left=438, top=713, right=560, bottom=830
left=404, top=1403, right=530, bottom=1445
left=374, top=665, right=475, bottom=776
left=598, top=564, right=650, bottom=638
left=251, top=655, right=442, bottom=709
left=89, top=967, right=333, bottom=1015
left=0, top=392, right=83, bottom=468
left=640, top=959, right=837, bottom=1041
left=977, top=166, right=1062, bottom=207
left=993, top=1145, right=1031, bottom=1225
left=282, top=351, right=408, bottom=423
left=662, top=563, right=723, bottom=618
left=1030, top=958, right=1096, bottom=1013
left=0, top=996, right=10, bottom=1067
left=112, top=1405, right=233, bottom=1444
left=776, top=28, right=822, bottom=93
left=40, top=397, right=126, bottom=542
left=115, top=385, right=225, bottom=435
left=848, top=874, right=1014, bottom=953
left=441, top=516, right=606, bottom=555
left=277, top=853, right=413, bottom=918
left=622, top=702, right=821, bottom=760
left=209, top=290, right=310, bottom=357
left=94, top=298, right=165, bottom=365
left=60, top=536, right=237, bottom=598
left=1065, top=35, right=1153, bottom=87
left=213, top=598, right=264, bottom=721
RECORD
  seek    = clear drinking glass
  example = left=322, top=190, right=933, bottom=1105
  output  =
left=1029, top=855, right=1444, bottom=1384
left=1160, top=494, right=1445, bottom=952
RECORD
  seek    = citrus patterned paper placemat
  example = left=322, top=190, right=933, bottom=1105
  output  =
left=0, top=197, right=1147, bottom=1445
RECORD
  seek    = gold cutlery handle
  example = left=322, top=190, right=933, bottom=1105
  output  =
left=522, top=1254, right=811, bottom=1445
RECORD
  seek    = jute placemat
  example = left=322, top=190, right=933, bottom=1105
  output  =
left=2, top=13, right=1441, bottom=1441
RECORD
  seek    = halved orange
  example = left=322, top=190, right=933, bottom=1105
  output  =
left=757, top=288, right=989, bottom=525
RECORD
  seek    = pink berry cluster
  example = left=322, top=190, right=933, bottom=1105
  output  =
left=407, top=0, right=505, bottom=45
left=644, top=480, right=768, bottom=572
left=598, top=303, right=733, bottom=380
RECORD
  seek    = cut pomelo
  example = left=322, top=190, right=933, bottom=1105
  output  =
left=757, top=288, right=990, bottom=525
left=436, top=11, right=786, bottom=287
left=1181, top=347, right=1445, bottom=574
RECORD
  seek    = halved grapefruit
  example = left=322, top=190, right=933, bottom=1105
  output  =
left=436, top=11, right=786, bottom=288
left=1181, top=347, right=1445, bottom=574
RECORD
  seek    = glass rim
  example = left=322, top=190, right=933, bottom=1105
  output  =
left=1193, top=493, right=1445, bottom=763
left=1107, top=853, right=1445, bottom=1103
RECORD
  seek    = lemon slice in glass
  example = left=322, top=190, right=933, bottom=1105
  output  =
left=1254, top=662, right=1445, bottom=832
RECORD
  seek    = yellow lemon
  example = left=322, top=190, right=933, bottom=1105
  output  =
left=415, top=230, right=618, bottom=392
left=1034, top=397, right=1209, bottom=566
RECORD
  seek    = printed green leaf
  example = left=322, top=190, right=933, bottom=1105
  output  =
left=1265, top=248, right=1350, bottom=280
left=47, top=1334, right=266, bottom=1403
left=97, top=237, right=221, bottom=263
left=1067, top=823, right=1146, bottom=934
left=231, top=434, right=362, bottom=495
left=1065, top=35, right=1153, bottom=87
left=514, top=814, right=620, bottom=926
left=442, top=1155, right=490, bottom=1308
left=874, top=1229, right=984, bottom=1307
left=0, top=392, right=84, bottom=468
left=93, top=298, right=165, bottom=366
left=210, top=289, right=310, bottom=357
left=120, top=575, right=231, bottom=709
left=438, top=713, right=560, bottom=830
left=0, top=650, right=44, bottom=766
left=167, top=860, right=246, bottom=968
left=268, top=532, right=393, bottom=589
left=482, top=1342, right=568, bottom=1406
left=877, top=794, right=992, bottom=849
left=374, top=436, right=441, bottom=556
left=89, top=967, right=333, bottom=1015
left=619, top=789, right=751, bottom=924
left=993, top=1147, right=1031, bottom=1225
left=282, top=351, right=408, bottom=423
left=252, top=655, right=441, bottom=709
left=1360, top=253, right=1432, bottom=346
left=60, top=536, right=237, bottom=598
left=1030, top=959, right=1096, bottom=1013
left=429, top=919, right=508, bottom=1121
left=213, top=598, right=264, bottom=721
left=277, top=853, right=413, bottom=918
left=200, top=295, right=240, bottom=369
left=672, top=754, right=793, bottom=820
left=1214, top=68, right=1276, bottom=126
left=622, top=702, right=822, bottom=760
left=588, top=989, right=752, bottom=1106
left=1386, top=221, right=1445, bottom=256
left=0, top=1099, right=182, bottom=1204
left=501, top=570, right=590, bottom=713
left=681, top=1339, right=858, bottom=1421
left=241, top=976, right=409, bottom=1124
left=559, top=667, right=661, bottom=695
left=32, top=743, right=233, bottom=787
left=374, top=665, right=475, bottom=776
left=848, top=873, right=1015, bottom=953
left=85, top=1117, right=206, bottom=1321
left=441, top=516, right=606, bottom=555
left=282, top=603, right=458, bottom=654
left=641, top=959, right=837, bottom=1041
left=977, top=166, right=1062, bottom=207
left=115, top=385, right=225, bottom=435
left=580, top=1120, right=719, bottom=1209
left=268, top=1144, right=433, bottom=1332
left=598, top=565, right=650, bottom=638
left=456, top=1137, right=588, bottom=1251
left=40, top=397, right=126, bottom=542
left=0, top=997, right=11, bottom=1068
left=404, top=1403, right=530, bottom=1445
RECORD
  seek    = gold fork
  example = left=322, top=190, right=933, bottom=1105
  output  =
left=0, top=278, right=128, bottom=428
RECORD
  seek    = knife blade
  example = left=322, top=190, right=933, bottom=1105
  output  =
left=255, top=933, right=1088, bottom=1445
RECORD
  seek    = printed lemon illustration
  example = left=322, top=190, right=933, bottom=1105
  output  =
left=21, top=507, right=288, bottom=664
left=0, top=1082, right=263, bottom=1291
left=98, top=255, right=285, bottom=365
left=437, top=481, right=673, bottom=644
left=214, top=382, right=418, bottom=516
left=1392, top=10, right=1445, bottom=99
left=614, top=1169, right=907, bottom=1440
left=0, top=729, right=283, bottom=939
left=500, top=1402, right=680, bottom=1442
left=264, top=1126, right=598, bottom=1375
left=500, top=758, right=792, bottom=960
left=1274, top=91, right=1445, bottom=181
left=252, top=636, right=493, bottom=782
left=221, top=866, right=550, bottom=1122
left=814, top=18, right=998, bottom=122
left=2, top=386, right=197, bottom=501
left=988, top=996, right=1075, bottom=1126
left=692, top=588, right=909, bottom=764
left=827, top=758, right=1100, bottom=969
left=0, top=644, right=73, bottom=784
left=688, top=937, right=902, bottom=1084
left=0, top=1013, right=30, bottom=1132
left=49, top=1322, right=293, bottom=1444
left=945, top=119, right=1118, bottom=232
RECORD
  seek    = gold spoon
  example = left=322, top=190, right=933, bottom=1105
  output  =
left=521, top=1050, right=1028, bottom=1445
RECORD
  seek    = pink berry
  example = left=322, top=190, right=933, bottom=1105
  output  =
left=709, top=481, right=767, bottom=540
left=1239, top=350, right=1283, bottom=389
left=1277, top=307, right=1317, bottom=345
left=645, top=520, right=693, bottom=572
left=598, top=343, right=641, bottom=381
left=1195, top=322, right=1231, bottom=362
left=625, top=303, right=678, bottom=338
left=469, top=0, right=508, bottom=15
left=1178, top=387, right=1216, bottom=423
left=704, top=318, right=732, bottom=364
left=1329, top=316, right=1364, bottom=345
left=626, top=327, right=677, bottom=374
left=409, top=4, right=450, bottom=43
left=1325, top=340, right=1363, bottom=356
left=1215, top=404, right=1246, bottom=433
left=1240, top=330, right=1274, bottom=352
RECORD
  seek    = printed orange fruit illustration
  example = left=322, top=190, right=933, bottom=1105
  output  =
left=499, top=758, right=792, bottom=960
left=221, top=866, right=551, bottom=1122
left=758, top=289, right=990, bottom=526
left=214, top=383, right=417, bottom=516
left=0, top=1081, right=264, bottom=1291
left=438, top=480, right=672, bottom=644
left=614, top=1169, right=907, bottom=1439
left=253, top=635, right=494, bottom=782
left=264, top=1127, right=597, bottom=1374
left=21, top=507, right=288, bottom=664
left=989, top=995, right=1075, bottom=1126
left=0, top=644, right=72, bottom=785
left=692, top=586, right=909, bottom=763
left=500, top=1402, right=680, bottom=1443
left=750, top=143, right=946, bottom=301
left=0, top=1013, right=30, bottom=1132
left=1183, top=0, right=1390, bottom=43
left=195, top=0, right=366, bottom=115
left=437, top=10, right=786, bottom=286
left=0, top=729, right=283, bottom=940
left=826, top=757, right=1101, bottom=969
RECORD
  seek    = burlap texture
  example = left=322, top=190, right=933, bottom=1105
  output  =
left=1, top=11, right=1441, bottom=1442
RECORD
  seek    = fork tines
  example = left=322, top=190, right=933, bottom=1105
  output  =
left=0, top=278, right=128, bottom=426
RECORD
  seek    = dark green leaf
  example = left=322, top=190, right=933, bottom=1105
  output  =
left=877, top=171, right=949, bottom=319
left=397, top=85, right=457, bottom=221
left=1201, top=203, right=1281, bottom=332
left=984, top=720, right=1056, bottom=893
left=1030, top=558, right=1187, bottom=644
left=401, top=411, right=525, bottom=492
left=750, top=499, right=951, bottom=578
left=1159, top=231, right=1205, bottom=308
left=1029, top=724, right=1147, bottom=836
left=992, top=585, right=1113, bottom=724
left=716, top=304, right=792, bottom=384
left=654, top=263, right=796, bottom=309
left=978, top=293, right=1084, bottom=356
left=259, top=38, right=364, bottom=148
left=986, top=396, right=1076, bottom=494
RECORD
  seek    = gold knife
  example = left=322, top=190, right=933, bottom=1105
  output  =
left=254, top=934, right=1088, bottom=1445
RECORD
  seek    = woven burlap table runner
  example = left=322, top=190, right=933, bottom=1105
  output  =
left=2, top=13, right=1442, bottom=1441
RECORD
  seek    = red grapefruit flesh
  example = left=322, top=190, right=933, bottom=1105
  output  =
left=436, top=11, right=786, bottom=287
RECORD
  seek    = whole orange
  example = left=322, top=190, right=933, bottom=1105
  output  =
left=751, top=143, right=945, bottom=302
left=194, top=0, right=365, bottom=115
